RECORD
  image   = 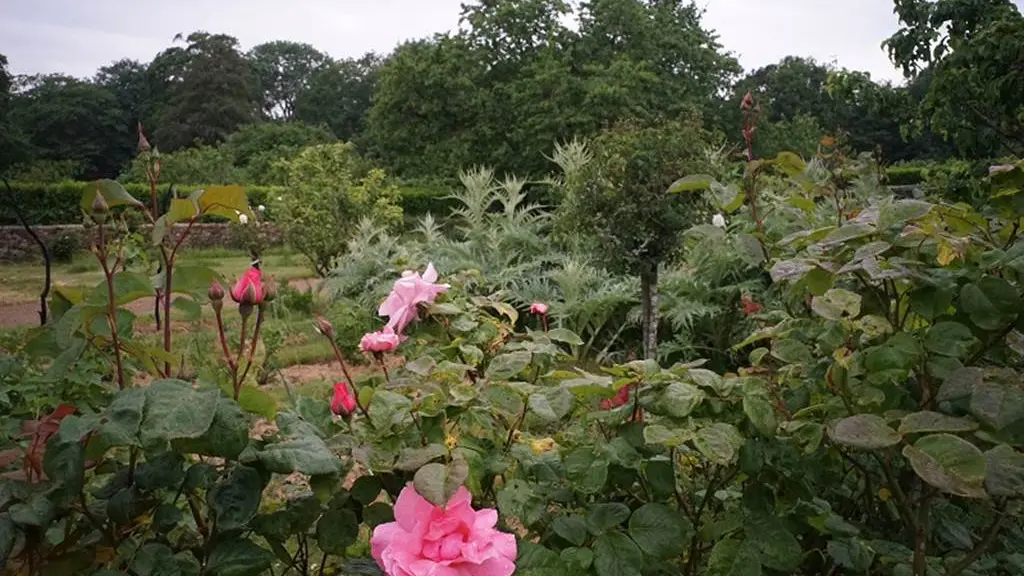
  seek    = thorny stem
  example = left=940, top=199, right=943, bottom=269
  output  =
left=162, top=253, right=173, bottom=377
left=375, top=353, right=391, bottom=384
left=214, top=306, right=236, bottom=372
left=97, top=223, right=126, bottom=389
left=234, top=313, right=250, bottom=398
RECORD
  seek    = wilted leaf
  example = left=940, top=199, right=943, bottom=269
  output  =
left=902, top=434, right=986, bottom=498
left=898, top=411, right=978, bottom=435
left=829, top=414, right=901, bottom=450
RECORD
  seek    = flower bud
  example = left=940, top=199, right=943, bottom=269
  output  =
left=208, top=279, right=225, bottom=301
left=315, top=316, right=335, bottom=339
left=137, top=122, right=152, bottom=153
left=741, top=91, right=754, bottom=111
left=90, top=194, right=109, bottom=224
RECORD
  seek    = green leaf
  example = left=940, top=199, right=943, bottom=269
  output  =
left=363, top=502, right=395, bottom=529
left=587, top=503, right=631, bottom=535
left=560, top=547, right=594, bottom=572
left=827, top=538, right=875, bottom=572
left=829, top=414, right=901, bottom=450
left=746, top=514, right=800, bottom=572
left=658, top=382, right=704, bottom=418
left=565, top=450, right=609, bottom=494
left=8, top=493, right=55, bottom=527
left=80, top=179, right=142, bottom=214
left=548, top=328, right=584, bottom=346
left=413, top=459, right=468, bottom=506
left=961, top=277, right=1020, bottom=331
left=197, top=185, right=253, bottom=222
left=969, top=380, right=1024, bottom=430
left=924, top=322, right=978, bottom=358
left=167, top=197, right=199, bottom=224
left=152, top=504, right=183, bottom=534
left=44, top=432, right=85, bottom=495
left=552, top=516, right=589, bottom=547
left=316, top=508, right=359, bottom=555
left=258, top=413, right=342, bottom=476
left=592, top=532, right=643, bottom=576
left=643, top=424, right=690, bottom=447
left=96, top=388, right=145, bottom=448
left=909, top=286, right=954, bottom=321
left=488, top=351, right=533, bottom=379
left=938, top=367, right=983, bottom=403
left=169, top=264, right=219, bottom=294
left=628, top=503, right=691, bottom=559
left=771, top=339, right=812, bottom=364
left=205, top=537, right=273, bottom=576
left=898, top=411, right=978, bottom=435
left=902, top=434, right=986, bottom=498
left=395, top=444, right=449, bottom=471
left=818, top=223, right=876, bottom=248
left=645, top=460, right=677, bottom=499
left=172, top=397, right=249, bottom=459
left=87, top=272, right=155, bottom=306
left=0, top=514, right=16, bottom=567
left=171, top=296, right=202, bottom=321
left=743, top=395, right=777, bottom=437
left=773, top=151, right=806, bottom=176
left=141, top=380, right=218, bottom=443
left=369, top=390, right=412, bottom=430
left=694, top=423, right=744, bottom=464
left=811, top=288, right=862, bottom=321
left=984, top=444, right=1024, bottom=497
left=350, top=476, right=382, bottom=505
left=769, top=259, right=816, bottom=282
left=667, top=174, right=715, bottom=193
left=528, top=387, right=573, bottom=422
left=879, top=199, right=933, bottom=228
left=706, top=538, right=762, bottom=576
left=208, top=465, right=263, bottom=532
left=236, top=386, right=277, bottom=419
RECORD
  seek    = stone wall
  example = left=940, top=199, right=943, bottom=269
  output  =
left=0, top=224, right=285, bottom=261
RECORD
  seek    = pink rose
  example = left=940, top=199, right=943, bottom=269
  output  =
left=529, top=302, right=548, bottom=315
left=230, top=267, right=264, bottom=305
left=331, top=383, right=357, bottom=417
left=378, top=263, right=450, bottom=334
left=371, top=484, right=517, bottom=576
left=360, top=328, right=402, bottom=354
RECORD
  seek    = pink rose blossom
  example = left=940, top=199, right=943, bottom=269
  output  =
left=371, top=484, right=517, bottom=576
left=378, top=263, right=450, bottom=334
left=230, top=267, right=264, bottom=305
left=529, top=302, right=548, bottom=315
left=360, top=328, right=402, bottom=354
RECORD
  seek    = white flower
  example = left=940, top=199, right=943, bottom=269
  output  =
left=257, top=205, right=266, bottom=212
left=712, top=213, right=727, bottom=228
left=238, top=214, right=249, bottom=225
left=276, top=196, right=283, bottom=201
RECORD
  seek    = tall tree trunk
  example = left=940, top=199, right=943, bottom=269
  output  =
left=640, top=266, right=659, bottom=360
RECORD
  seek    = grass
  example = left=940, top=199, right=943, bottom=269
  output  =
left=0, top=247, right=313, bottom=306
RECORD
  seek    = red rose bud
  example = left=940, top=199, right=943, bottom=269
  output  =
left=208, top=279, right=225, bottom=301
left=331, top=382, right=357, bottom=417
left=137, top=122, right=151, bottom=153
left=742, top=295, right=762, bottom=316
left=600, top=384, right=633, bottom=410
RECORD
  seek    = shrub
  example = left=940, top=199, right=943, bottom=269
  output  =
left=48, top=231, right=80, bottom=262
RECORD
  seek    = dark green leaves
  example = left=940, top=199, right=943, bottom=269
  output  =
left=902, top=434, right=986, bottom=498
left=984, top=444, right=1024, bottom=497
left=173, top=397, right=249, bottom=459
left=961, top=277, right=1019, bottom=331
left=565, top=450, right=609, bottom=495
left=488, top=351, right=532, bottom=379
left=924, top=322, right=978, bottom=358
left=898, top=411, right=978, bottom=435
left=141, top=380, right=219, bottom=444
left=830, top=414, right=901, bottom=450
left=694, top=423, right=744, bottom=464
left=316, top=508, right=359, bottom=555
left=667, top=174, right=715, bottom=193
left=205, top=537, right=273, bottom=576
left=552, top=516, right=589, bottom=547
left=208, top=465, right=263, bottom=532
left=627, top=504, right=691, bottom=559
left=413, top=458, right=468, bottom=506
left=706, top=538, right=761, bottom=576
left=257, top=414, right=341, bottom=476
left=592, top=532, right=643, bottom=576
left=586, top=503, right=631, bottom=535
left=80, top=179, right=142, bottom=214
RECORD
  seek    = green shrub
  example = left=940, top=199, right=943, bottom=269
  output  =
left=48, top=232, right=80, bottom=262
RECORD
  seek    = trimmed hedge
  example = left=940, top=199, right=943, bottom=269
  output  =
left=0, top=180, right=456, bottom=226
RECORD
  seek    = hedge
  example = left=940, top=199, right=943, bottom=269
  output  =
left=0, top=180, right=457, bottom=226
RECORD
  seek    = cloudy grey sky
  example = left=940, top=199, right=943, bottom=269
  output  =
left=3, top=1, right=1020, bottom=83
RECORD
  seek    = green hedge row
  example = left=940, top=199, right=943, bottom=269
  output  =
left=0, top=180, right=457, bottom=226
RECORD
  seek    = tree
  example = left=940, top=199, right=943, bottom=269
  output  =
left=95, top=59, right=152, bottom=126
left=558, top=119, right=714, bottom=359
left=223, top=121, right=335, bottom=184
left=9, top=75, right=132, bottom=178
left=0, top=53, right=30, bottom=172
left=294, top=54, right=381, bottom=143
left=274, top=143, right=403, bottom=276
left=153, top=32, right=260, bottom=150
left=885, top=0, right=1024, bottom=157
left=249, top=41, right=330, bottom=120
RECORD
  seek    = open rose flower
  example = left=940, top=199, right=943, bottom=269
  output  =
left=231, top=267, right=264, bottom=305
left=331, top=383, right=357, bottom=417
left=360, top=328, right=402, bottom=354
left=742, top=295, right=762, bottom=316
left=529, top=302, right=548, bottom=315
left=371, top=484, right=516, bottom=576
left=378, top=263, right=450, bottom=334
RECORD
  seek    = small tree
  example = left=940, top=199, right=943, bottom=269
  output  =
left=557, top=118, right=713, bottom=359
left=275, top=142, right=402, bottom=276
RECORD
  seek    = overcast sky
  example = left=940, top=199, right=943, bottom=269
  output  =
left=3, top=0, right=1022, bottom=84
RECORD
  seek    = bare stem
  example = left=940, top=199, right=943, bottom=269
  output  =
left=375, top=353, right=391, bottom=384
left=237, top=306, right=265, bottom=393
left=98, top=224, right=126, bottom=389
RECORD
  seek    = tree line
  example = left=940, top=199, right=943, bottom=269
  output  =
left=0, top=0, right=1021, bottom=182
